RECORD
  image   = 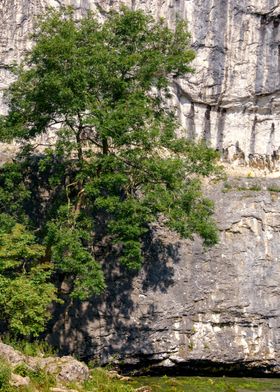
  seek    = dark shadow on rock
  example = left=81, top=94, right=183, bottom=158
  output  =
left=141, top=230, right=181, bottom=293
left=130, top=359, right=280, bottom=377
left=48, top=227, right=181, bottom=363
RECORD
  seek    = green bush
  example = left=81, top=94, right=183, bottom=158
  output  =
left=0, top=218, right=59, bottom=338
left=0, top=358, right=11, bottom=390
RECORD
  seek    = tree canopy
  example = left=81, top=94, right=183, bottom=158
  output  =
left=0, top=7, right=221, bottom=337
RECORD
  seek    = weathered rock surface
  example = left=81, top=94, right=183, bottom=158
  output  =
left=0, top=342, right=25, bottom=366
left=1, top=1, right=280, bottom=165
left=31, top=356, right=89, bottom=382
left=0, top=341, right=89, bottom=382
left=49, top=179, right=280, bottom=374
left=10, top=373, right=30, bottom=388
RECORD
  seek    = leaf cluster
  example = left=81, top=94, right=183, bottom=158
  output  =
left=0, top=214, right=58, bottom=337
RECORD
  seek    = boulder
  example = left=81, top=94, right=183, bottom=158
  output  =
left=33, top=356, right=89, bottom=382
left=9, top=373, right=30, bottom=387
left=0, top=342, right=25, bottom=366
left=0, top=341, right=89, bottom=382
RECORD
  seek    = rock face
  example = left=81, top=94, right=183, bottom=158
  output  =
left=50, top=179, right=280, bottom=374
left=2, top=0, right=280, bottom=375
left=2, top=0, right=280, bottom=165
left=0, top=342, right=89, bottom=382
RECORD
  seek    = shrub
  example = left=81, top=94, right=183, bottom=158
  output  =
left=0, top=358, right=11, bottom=390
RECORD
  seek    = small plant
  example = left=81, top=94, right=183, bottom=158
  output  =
left=237, top=184, right=261, bottom=192
left=190, top=326, right=197, bottom=335
left=222, top=182, right=232, bottom=193
left=268, top=185, right=280, bottom=193
left=14, top=363, right=31, bottom=377
left=188, top=340, right=194, bottom=351
left=248, top=184, right=261, bottom=191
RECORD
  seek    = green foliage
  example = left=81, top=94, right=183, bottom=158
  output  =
left=0, top=215, right=59, bottom=337
left=0, top=7, right=221, bottom=307
left=0, top=358, right=11, bottom=390
left=2, top=336, right=57, bottom=357
left=46, top=210, right=105, bottom=299
left=0, top=162, right=31, bottom=223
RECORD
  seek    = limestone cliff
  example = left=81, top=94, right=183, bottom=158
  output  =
left=50, top=179, right=280, bottom=374
left=1, top=0, right=280, bottom=374
left=2, top=0, right=280, bottom=166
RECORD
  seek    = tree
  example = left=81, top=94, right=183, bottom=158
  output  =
left=0, top=7, right=221, bottom=307
left=0, top=214, right=58, bottom=337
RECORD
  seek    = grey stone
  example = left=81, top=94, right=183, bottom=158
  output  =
left=48, top=179, right=280, bottom=374
left=9, top=373, right=30, bottom=387
left=0, top=342, right=25, bottom=366
left=0, top=341, right=89, bottom=382
left=27, top=356, right=89, bottom=382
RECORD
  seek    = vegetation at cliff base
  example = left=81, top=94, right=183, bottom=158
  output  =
left=0, top=7, right=221, bottom=338
left=1, top=361, right=280, bottom=392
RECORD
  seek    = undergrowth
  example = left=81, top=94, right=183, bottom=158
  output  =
left=2, top=335, right=57, bottom=357
left=2, top=343, right=280, bottom=392
left=84, top=368, right=135, bottom=392
left=0, top=358, right=11, bottom=390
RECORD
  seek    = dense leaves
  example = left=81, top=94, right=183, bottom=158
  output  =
left=0, top=215, right=58, bottom=337
left=0, top=7, right=221, bottom=335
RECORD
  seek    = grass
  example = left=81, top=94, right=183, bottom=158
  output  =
left=130, top=376, right=280, bottom=392
left=1, top=335, right=57, bottom=357
left=84, top=368, right=135, bottom=391
left=268, top=185, right=280, bottom=193
left=14, top=363, right=56, bottom=389
left=237, top=185, right=262, bottom=192
left=0, top=358, right=56, bottom=392
left=0, top=363, right=137, bottom=392
left=222, top=181, right=262, bottom=193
